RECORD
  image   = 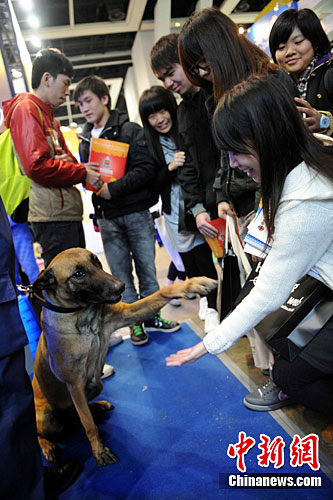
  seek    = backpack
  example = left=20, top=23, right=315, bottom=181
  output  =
left=0, top=100, right=43, bottom=222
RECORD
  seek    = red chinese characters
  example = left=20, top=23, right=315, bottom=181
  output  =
left=227, top=432, right=320, bottom=472
left=257, top=434, right=285, bottom=468
left=227, top=431, right=256, bottom=472
left=290, top=434, right=320, bottom=471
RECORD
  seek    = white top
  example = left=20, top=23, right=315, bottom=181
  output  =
left=203, top=162, right=333, bottom=355
left=91, top=126, right=104, bottom=138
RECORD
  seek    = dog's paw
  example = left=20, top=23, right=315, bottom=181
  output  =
left=89, top=400, right=115, bottom=412
left=185, top=277, right=218, bottom=296
left=96, top=446, right=119, bottom=466
left=39, top=437, right=61, bottom=463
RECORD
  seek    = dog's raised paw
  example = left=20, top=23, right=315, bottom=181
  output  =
left=187, top=277, right=218, bottom=295
left=96, top=446, right=119, bottom=466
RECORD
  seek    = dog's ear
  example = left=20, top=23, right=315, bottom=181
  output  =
left=33, top=268, right=57, bottom=292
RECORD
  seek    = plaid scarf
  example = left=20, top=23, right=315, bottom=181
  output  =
left=297, top=56, right=319, bottom=98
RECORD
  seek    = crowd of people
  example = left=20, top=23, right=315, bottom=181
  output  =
left=1, top=6, right=332, bottom=498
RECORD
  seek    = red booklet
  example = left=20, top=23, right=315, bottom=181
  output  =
left=86, top=137, right=129, bottom=191
left=204, top=218, right=228, bottom=258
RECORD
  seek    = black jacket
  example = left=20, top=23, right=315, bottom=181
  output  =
left=79, top=110, right=158, bottom=219
left=176, top=89, right=220, bottom=219
left=303, top=53, right=332, bottom=133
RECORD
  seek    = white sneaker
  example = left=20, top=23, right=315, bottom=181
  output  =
left=204, top=308, right=220, bottom=334
left=109, top=333, right=123, bottom=347
left=170, top=298, right=181, bottom=307
left=198, top=297, right=208, bottom=320
left=101, top=364, right=115, bottom=379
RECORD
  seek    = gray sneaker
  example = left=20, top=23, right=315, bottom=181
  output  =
left=243, top=379, right=292, bottom=411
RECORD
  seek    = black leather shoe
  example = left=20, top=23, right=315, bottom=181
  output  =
left=44, top=458, right=82, bottom=499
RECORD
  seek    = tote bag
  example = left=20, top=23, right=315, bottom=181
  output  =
left=235, top=262, right=332, bottom=361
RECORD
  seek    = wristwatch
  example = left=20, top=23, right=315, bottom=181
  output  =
left=319, top=113, right=331, bottom=131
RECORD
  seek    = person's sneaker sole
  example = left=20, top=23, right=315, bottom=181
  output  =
left=243, top=397, right=294, bottom=411
left=145, top=324, right=181, bottom=333
left=130, top=336, right=149, bottom=346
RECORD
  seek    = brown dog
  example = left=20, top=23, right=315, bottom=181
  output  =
left=31, top=247, right=217, bottom=466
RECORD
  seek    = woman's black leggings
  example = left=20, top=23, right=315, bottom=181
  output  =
left=273, top=356, right=333, bottom=417
left=180, top=242, right=218, bottom=310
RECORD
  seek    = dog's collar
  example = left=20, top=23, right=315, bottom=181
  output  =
left=17, top=285, right=84, bottom=314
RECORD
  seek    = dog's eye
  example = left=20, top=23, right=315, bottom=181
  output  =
left=73, top=270, right=85, bottom=279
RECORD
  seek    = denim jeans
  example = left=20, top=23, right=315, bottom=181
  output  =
left=98, top=210, right=159, bottom=304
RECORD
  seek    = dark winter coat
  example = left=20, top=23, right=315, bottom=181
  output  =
left=79, top=110, right=158, bottom=219
left=176, top=89, right=220, bottom=219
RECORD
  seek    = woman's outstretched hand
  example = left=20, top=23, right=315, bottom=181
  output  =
left=166, top=341, right=208, bottom=366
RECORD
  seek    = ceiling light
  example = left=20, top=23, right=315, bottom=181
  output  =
left=175, top=22, right=181, bottom=28
left=274, top=2, right=280, bottom=12
left=31, top=36, right=41, bottom=48
left=238, top=26, right=245, bottom=35
left=28, top=15, right=40, bottom=28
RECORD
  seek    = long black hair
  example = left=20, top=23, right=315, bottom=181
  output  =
left=178, top=7, right=275, bottom=103
left=139, top=86, right=178, bottom=166
left=212, top=73, right=333, bottom=242
left=269, top=8, right=331, bottom=63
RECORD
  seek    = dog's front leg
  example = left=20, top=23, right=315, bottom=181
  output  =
left=105, top=277, right=218, bottom=329
left=67, top=383, right=118, bottom=466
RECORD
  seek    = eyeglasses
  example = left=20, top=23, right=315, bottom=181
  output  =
left=190, top=61, right=210, bottom=76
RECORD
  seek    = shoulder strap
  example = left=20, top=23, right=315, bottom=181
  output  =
left=11, top=98, right=44, bottom=130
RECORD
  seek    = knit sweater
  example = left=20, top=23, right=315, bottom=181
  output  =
left=203, top=162, right=333, bottom=355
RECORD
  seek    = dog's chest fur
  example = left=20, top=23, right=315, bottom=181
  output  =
left=41, top=305, right=110, bottom=382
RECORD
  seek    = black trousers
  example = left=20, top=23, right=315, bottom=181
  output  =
left=32, top=221, right=85, bottom=268
left=0, top=349, right=44, bottom=499
left=167, top=261, right=186, bottom=282
left=180, top=242, right=218, bottom=310
left=273, top=355, right=333, bottom=417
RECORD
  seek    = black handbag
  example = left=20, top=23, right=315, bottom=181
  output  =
left=235, top=261, right=332, bottom=361
left=219, top=249, right=241, bottom=321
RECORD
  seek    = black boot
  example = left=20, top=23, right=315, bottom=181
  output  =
left=44, top=458, right=82, bottom=499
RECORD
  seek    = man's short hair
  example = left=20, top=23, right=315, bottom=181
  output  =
left=73, top=75, right=111, bottom=111
left=31, top=48, right=74, bottom=89
left=150, top=33, right=180, bottom=73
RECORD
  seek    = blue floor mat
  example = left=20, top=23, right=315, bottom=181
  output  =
left=54, top=323, right=332, bottom=499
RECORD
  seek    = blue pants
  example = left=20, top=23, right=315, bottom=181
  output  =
left=0, top=349, right=44, bottom=499
left=98, top=210, right=160, bottom=304
left=9, top=219, right=39, bottom=285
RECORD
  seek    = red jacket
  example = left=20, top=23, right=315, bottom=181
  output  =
left=3, top=93, right=86, bottom=186
left=3, top=93, right=86, bottom=222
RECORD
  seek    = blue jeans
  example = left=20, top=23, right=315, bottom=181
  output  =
left=98, top=210, right=159, bottom=304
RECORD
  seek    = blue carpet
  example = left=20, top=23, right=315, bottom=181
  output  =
left=51, top=323, right=332, bottom=499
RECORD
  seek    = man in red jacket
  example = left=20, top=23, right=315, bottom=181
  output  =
left=3, top=48, right=102, bottom=267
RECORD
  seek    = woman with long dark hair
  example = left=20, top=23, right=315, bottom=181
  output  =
left=166, top=74, right=333, bottom=419
left=178, top=7, right=275, bottom=104
left=139, top=86, right=219, bottom=333
left=177, top=7, right=292, bottom=233
left=269, top=8, right=332, bottom=136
